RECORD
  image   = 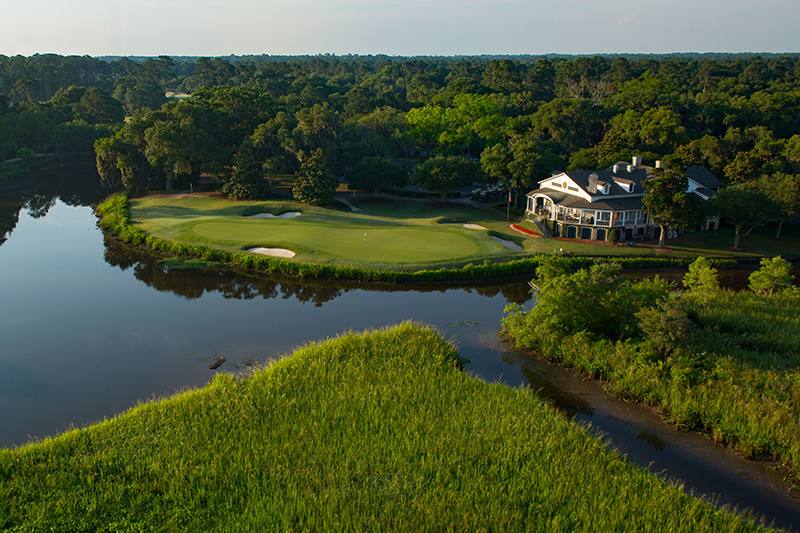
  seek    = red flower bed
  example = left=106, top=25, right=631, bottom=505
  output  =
left=510, top=224, right=540, bottom=236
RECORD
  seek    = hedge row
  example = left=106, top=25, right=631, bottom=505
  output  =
left=96, top=193, right=738, bottom=284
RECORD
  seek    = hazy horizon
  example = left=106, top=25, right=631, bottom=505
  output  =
left=1, top=1, right=798, bottom=58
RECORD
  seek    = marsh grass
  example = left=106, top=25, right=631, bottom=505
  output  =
left=0, top=324, right=765, bottom=531
left=503, top=286, right=800, bottom=483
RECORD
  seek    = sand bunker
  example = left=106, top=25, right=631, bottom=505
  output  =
left=246, top=212, right=301, bottom=219
left=491, top=236, right=523, bottom=251
left=248, top=247, right=296, bottom=258
left=441, top=223, right=487, bottom=230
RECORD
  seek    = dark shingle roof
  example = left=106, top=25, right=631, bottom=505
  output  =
left=686, top=166, right=722, bottom=189
left=529, top=190, right=645, bottom=211
left=545, top=165, right=649, bottom=199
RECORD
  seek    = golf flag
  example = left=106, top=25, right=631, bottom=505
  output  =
left=508, top=189, right=512, bottom=202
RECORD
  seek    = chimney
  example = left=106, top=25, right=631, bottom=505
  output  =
left=588, top=173, right=598, bottom=194
left=632, top=156, right=642, bottom=167
left=655, top=160, right=663, bottom=169
left=613, top=164, right=619, bottom=173
left=627, top=164, right=634, bottom=173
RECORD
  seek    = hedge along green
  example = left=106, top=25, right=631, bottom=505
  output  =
left=97, top=194, right=738, bottom=283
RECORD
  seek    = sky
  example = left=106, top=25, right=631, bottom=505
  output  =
left=1, top=0, right=798, bottom=57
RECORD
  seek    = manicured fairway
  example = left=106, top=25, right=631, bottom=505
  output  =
left=130, top=195, right=529, bottom=267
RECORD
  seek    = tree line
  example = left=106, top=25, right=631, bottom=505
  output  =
left=1, top=53, right=799, bottom=224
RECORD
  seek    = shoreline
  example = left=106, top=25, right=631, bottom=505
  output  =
left=96, top=193, right=748, bottom=284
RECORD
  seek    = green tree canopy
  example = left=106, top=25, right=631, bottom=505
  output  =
left=222, top=139, right=269, bottom=200
left=711, top=185, right=777, bottom=249
left=642, top=168, right=704, bottom=249
left=758, top=172, right=800, bottom=238
left=292, top=148, right=337, bottom=206
left=410, top=155, right=481, bottom=203
left=346, top=157, right=407, bottom=197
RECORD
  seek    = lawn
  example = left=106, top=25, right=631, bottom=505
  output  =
left=130, top=194, right=535, bottom=268
left=0, top=324, right=766, bottom=532
left=128, top=193, right=800, bottom=272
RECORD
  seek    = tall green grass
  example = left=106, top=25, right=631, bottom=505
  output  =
left=503, top=278, right=800, bottom=483
left=0, top=324, right=765, bottom=531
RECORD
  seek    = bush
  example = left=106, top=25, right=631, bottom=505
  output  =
left=748, top=256, right=794, bottom=296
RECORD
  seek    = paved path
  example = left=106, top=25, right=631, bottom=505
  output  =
left=337, top=197, right=362, bottom=212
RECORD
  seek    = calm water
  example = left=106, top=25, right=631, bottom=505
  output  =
left=1, top=169, right=798, bottom=530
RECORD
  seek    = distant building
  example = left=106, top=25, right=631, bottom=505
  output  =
left=525, top=156, right=721, bottom=242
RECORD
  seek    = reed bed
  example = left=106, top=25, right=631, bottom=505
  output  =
left=503, top=274, right=800, bottom=484
left=0, top=324, right=765, bottom=531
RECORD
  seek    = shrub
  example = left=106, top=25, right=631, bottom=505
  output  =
left=748, top=256, right=794, bottom=296
left=682, top=256, right=720, bottom=307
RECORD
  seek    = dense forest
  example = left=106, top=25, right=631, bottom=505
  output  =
left=1, top=53, right=799, bottom=214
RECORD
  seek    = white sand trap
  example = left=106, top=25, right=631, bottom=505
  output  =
left=441, top=223, right=487, bottom=230
left=248, top=247, right=296, bottom=258
left=491, top=236, right=523, bottom=251
left=247, top=212, right=301, bottom=219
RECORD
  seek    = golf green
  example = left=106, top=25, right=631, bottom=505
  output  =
left=192, top=220, right=480, bottom=262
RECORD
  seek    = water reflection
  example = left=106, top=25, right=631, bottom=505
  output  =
left=0, top=157, right=106, bottom=245
left=636, top=430, right=669, bottom=452
left=102, top=235, right=534, bottom=307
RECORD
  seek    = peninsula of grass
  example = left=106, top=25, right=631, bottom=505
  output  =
left=0, top=324, right=766, bottom=531
left=97, top=193, right=741, bottom=283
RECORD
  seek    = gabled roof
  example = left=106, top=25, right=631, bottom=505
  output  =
left=686, top=166, right=722, bottom=189
left=532, top=157, right=722, bottom=209
left=530, top=190, right=646, bottom=212
left=539, top=162, right=651, bottom=201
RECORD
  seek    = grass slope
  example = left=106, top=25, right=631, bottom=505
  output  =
left=0, top=324, right=764, bottom=532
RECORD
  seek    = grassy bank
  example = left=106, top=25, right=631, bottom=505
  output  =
left=97, top=193, right=738, bottom=283
left=503, top=262, right=800, bottom=483
left=0, top=324, right=765, bottom=531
